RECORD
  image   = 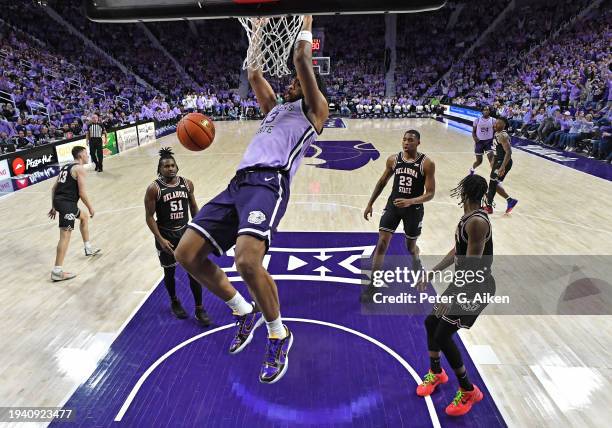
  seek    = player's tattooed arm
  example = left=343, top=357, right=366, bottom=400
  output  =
left=364, top=155, right=395, bottom=220
left=144, top=183, right=173, bottom=254
left=186, top=179, right=199, bottom=218
left=497, top=132, right=512, bottom=175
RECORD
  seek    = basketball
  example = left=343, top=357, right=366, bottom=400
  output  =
left=177, top=113, right=215, bottom=151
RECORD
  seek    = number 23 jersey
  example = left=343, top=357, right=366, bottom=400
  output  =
left=386, top=152, right=427, bottom=209
left=155, top=177, right=190, bottom=230
left=237, top=99, right=320, bottom=182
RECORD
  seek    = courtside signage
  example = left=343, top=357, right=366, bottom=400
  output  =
left=0, top=159, right=10, bottom=179
left=9, top=145, right=57, bottom=175
left=56, top=139, right=90, bottom=164
left=117, top=126, right=139, bottom=152
left=443, top=104, right=482, bottom=121
left=137, top=122, right=156, bottom=146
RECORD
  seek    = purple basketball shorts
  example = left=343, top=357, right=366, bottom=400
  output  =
left=188, top=169, right=290, bottom=256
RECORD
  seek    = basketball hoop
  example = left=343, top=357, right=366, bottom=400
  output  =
left=238, top=15, right=304, bottom=77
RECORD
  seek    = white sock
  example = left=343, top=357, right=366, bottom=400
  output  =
left=266, top=315, right=286, bottom=339
left=225, top=292, right=253, bottom=316
left=84, top=241, right=91, bottom=249
left=53, top=266, right=62, bottom=273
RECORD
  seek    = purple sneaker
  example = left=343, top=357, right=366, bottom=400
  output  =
left=228, top=307, right=263, bottom=355
left=505, top=198, right=518, bottom=214
left=259, top=326, right=293, bottom=384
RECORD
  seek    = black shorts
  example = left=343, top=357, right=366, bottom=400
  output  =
left=53, top=199, right=80, bottom=230
left=434, top=276, right=496, bottom=329
left=491, top=159, right=513, bottom=182
left=155, top=226, right=186, bottom=268
left=379, top=205, right=424, bottom=239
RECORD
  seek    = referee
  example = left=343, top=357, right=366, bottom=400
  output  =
left=87, top=114, right=107, bottom=172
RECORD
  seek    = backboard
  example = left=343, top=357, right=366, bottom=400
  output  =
left=312, top=57, right=330, bottom=75
left=85, top=0, right=447, bottom=23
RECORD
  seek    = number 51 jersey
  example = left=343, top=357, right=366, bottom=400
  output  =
left=386, top=152, right=427, bottom=209
left=237, top=99, right=320, bottom=182
left=155, top=176, right=190, bottom=230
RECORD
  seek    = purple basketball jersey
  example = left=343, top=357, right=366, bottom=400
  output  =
left=238, top=99, right=320, bottom=181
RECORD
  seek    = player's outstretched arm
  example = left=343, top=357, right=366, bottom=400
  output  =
left=293, top=16, right=328, bottom=133
left=247, top=18, right=276, bottom=115
left=364, top=155, right=395, bottom=220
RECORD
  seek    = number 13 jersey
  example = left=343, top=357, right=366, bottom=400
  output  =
left=237, top=99, right=320, bottom=182
left=155, top=177, right=190, bottom=230
left=386, top=152, right=427, bottom=209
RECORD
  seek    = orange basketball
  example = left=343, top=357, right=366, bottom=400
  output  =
left=177, top=113, right=215, bottom=151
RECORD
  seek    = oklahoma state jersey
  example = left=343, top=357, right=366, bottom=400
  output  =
left=386, top=152, right=427, bottom=209
left=154, top=176, right=190, bottom=230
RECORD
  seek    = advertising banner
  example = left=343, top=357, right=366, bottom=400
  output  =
left=0, top=159, right=10, bottom=180
left=443, top=104, right=482, bottom=122
left=9, top=145, right=57, bottom=176
left=137, top=122, right=156, bottom=146
left=0, top=178, right=13, bottom=196
left=103, top=131, right=119, bottom=157
left=117, top=126, right=139, bottom=152
left=156, top=123, right=177, bottom=138
left=24, top=165, right=59, bottom=186
left=55, top=138, right=89, bottom=164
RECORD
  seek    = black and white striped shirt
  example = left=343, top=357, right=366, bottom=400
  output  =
left=88, top=123, right=104, bottom=139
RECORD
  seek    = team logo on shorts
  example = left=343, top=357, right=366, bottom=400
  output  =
left=248, top=211, right=266, bottom=225
left=64, top=213, right=76, bottom=221
left=460, top=301, right=481, bottom=312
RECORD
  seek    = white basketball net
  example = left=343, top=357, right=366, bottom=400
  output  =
left=239, top=16, right=304, bottom=77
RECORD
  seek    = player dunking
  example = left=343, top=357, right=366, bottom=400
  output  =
left=48, top=146, right=100, bottom=281
left=484, top=117, right=518, bottom=214
left=362, top=130, right=435, bottom=301
left=175, top=16, right=328, bottom=383
left=470, top=106, right=495, bottom=174
left=415, top=174, right=495, bottom=416
left=144, top=148, right=210, bottom=326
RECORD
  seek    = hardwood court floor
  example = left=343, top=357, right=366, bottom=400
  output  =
left=0, top=118, right=610, bottom=427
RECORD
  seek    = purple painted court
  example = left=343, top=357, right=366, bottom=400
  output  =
left=54, top=232, right=506, bottom=427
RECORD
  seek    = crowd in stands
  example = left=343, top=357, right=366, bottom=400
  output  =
left=433, top=0, right=611, bottom=162
left=1, top=0, right=610, bottom=161
left=49, top=0, right=197, bottom=98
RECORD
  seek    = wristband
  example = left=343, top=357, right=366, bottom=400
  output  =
left=295, top=30, right=313, bottom=45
